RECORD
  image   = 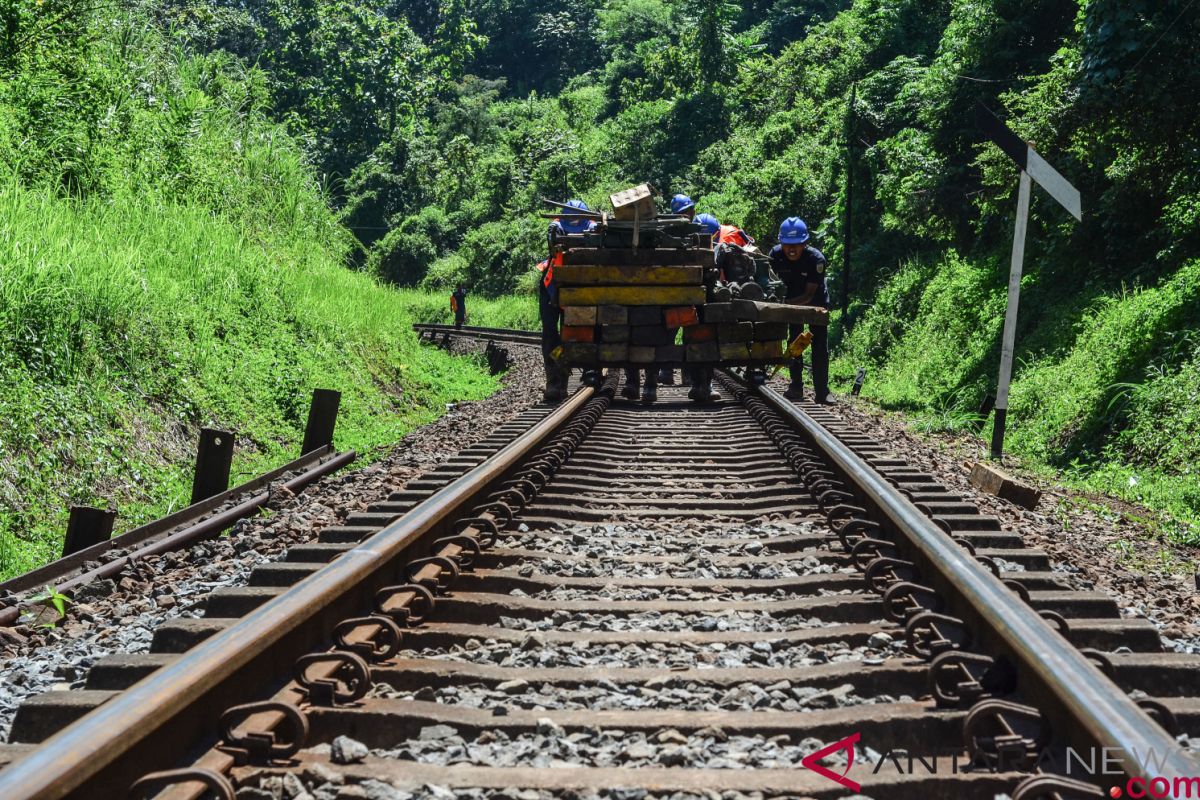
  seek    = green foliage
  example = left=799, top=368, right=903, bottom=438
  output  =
left=0, top=0, right=499, bottom=578
left=839, top=254, right=1200, bottom=541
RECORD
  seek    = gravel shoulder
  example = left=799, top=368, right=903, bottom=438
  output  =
left=818, top=394, right=1200, bottom=648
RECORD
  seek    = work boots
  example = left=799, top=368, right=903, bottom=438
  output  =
left=622, top=368, right=642, bottom=400
left=658, top=368, right=675, bottom=385
left=783, top=383, right=804, bottom=401
left=543, top=357, right=567, bottom=403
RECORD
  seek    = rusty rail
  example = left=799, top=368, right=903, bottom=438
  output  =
left=744, top=377, right=1198, bottom=785
left=412, top=323, right=541, bottom=347
left=0, top=383, right=597, bottom=800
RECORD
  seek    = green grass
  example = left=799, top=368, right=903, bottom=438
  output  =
left=836, top=251, right=1200, bottom=545
left=396, top=290, right=539, bottom=330
left=0, top=180, right=502, bottom=578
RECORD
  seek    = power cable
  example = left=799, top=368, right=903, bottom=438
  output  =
left=1118, top=0, right=1198, bottom=86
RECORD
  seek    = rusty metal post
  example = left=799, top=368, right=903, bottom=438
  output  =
left=190, top=429, right=234, bottom=505
left=301, top=389, right=341, bottom=456
left=62, top=506, right=118, bottom=557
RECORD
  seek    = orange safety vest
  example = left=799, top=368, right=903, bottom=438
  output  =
left=538, top=252, right=564, bottom=288
left=450, top=295, right=458, bottom=312
left=717, top=224, right=752, bottom=247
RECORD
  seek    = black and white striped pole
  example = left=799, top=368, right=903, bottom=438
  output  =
left=976, top=103, right=1082, bottom=460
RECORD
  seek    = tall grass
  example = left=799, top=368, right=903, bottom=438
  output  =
left=836, top=251, right=1200, bottom=543
left=0, top=2, right=511, bottom=577
left=397, top=290, right=539, bottom=330
left=0, top=180, right=501, bottom=578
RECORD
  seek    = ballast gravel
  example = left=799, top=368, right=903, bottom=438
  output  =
left=367, top=678, right=903, bottom=712
left=409, top=637, right=895, bottom=671
left=241, top=772, right=885, bottom=800
left=817, top=392, right=1200, bottom=648
left=305, top=727, right=885, bottom=771
left=0, top=341, right=544, bottom=742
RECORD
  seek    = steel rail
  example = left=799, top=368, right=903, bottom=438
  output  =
left=412, top=323, right=541, bottom=346
left=0, top=446, right=343, bottom=598
left=0, top=385, right=597, bottom=800
left=755, top=383, right=1198, bottom=784
left=0, top=449, right=356, bottom=627
left=53, top=450, right=357, bottom=593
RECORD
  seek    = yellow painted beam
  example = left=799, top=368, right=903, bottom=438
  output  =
left=555, top=265, right=704, bottom=286
left=560, top=286, right=707, bottom=307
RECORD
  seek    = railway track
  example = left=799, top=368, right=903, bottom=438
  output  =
left=0, top=364, right=1197, bottom=800
left=413, top=324, right=543, bottom=348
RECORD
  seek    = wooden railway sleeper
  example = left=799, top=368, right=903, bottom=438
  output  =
left=218, top=700, right=308, bottom=766
left=293, top=651, right=372, bottom=706
left=129, top=768, right=236, bottom=800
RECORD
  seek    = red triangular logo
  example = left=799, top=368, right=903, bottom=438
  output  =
left=800, top=732, right=862, bottom=792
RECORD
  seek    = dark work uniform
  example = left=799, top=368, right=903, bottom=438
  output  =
left=452, top=288, right=467, bottom=328
left=768, top=244, right=830, bottom=397
left=540, top=222, right=569, bottom=398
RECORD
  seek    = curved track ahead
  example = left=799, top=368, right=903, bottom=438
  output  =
left=0, top=331, right=1196, bottom=800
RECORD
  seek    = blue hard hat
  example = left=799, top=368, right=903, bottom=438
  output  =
left=560, top=199, right=593, bottom=234
left=670, top=194, right=695, bottom=215
left=778, top=216, right=810, bottom=245
left=694, top=213, right=721, bottom=235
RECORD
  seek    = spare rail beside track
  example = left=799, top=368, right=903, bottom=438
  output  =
left=412, top=323, right=542, bottom=347
left=0, top=389, right=356, bottom=627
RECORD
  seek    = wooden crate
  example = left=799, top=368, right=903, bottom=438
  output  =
left=600, top=325, right=630, bottom=343
left=597, top=305, right=628, bottom=325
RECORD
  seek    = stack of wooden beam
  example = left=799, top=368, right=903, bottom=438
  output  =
left=556, top=248, right=829, bottom=367
left=558, top=249, right=706, bottom=366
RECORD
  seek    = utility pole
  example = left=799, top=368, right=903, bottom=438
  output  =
left=842, top=84, right=856, bottom=318
left=976, top=103, right=1082, bottom=460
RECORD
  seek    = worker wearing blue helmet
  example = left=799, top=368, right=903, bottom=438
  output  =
left=650, top=194, right=697, bottom=389
left=670, top=193, right=696, bottom=216
left=768, top=217, right=833, bottom=403
left=541, top=200, right=597, bottom=402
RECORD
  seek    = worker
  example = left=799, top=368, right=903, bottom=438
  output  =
left=768, top=217, right=832, bottom=403
left=649, top=193, right=697, bottom=389
left=541, top=199, right=595, bottom=403
left=451, top=283, right=467, bottom=329
left=678, top=212, right=733, bottom=404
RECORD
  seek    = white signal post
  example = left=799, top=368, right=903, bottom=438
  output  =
left=977, top=103, right=1082, bottom=459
